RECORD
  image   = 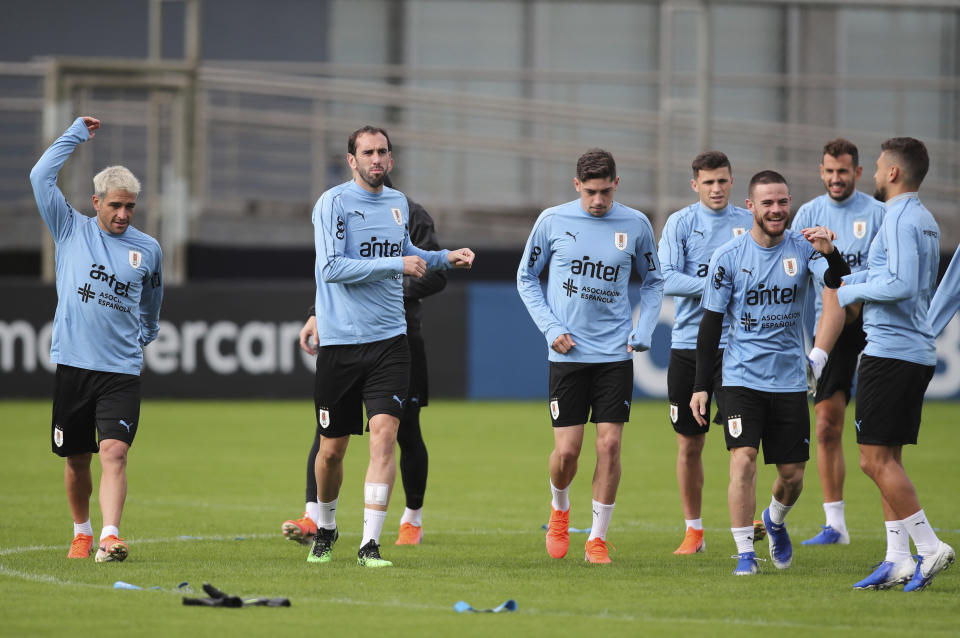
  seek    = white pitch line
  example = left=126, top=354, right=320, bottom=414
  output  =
left=0, top=534, right=957, bottom=634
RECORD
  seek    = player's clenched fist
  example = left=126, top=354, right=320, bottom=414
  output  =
left=447, top=248, right=475, bottom=269
left=402, top=255, right=427, bottom=278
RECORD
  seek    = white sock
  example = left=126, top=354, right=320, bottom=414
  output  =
left=732, top=526, right=755, bottom=555
left=100, top=525, right=119, bottom=541
left=884, top=519, right=911, bottom=563
left=823, top=501, right=846, bottom=532
left=400, top=507, right=422, bottom=527
left=685, top=518, right=703, bottom=532
left=74, top=520, right=93, bottom=537
left=305, top=501, right=319, bottom=524
left=361, top=508, right=387, bottom=547
left=318, top=498, right=338, bottom=530
left=550, top=480, right=570, bottom=512
left=767, top=496, right=793, bottom=525
left=587, top=500, right=614, bottom=541
left=903, top=509, right=940, bottom=557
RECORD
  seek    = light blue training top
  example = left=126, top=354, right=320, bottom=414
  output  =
left=312, top=180, right=451, bottom=346
left=30, top=117, right=163, bottom=376
left=517, top=199, right=663, bottom=363
left=837, top=193, right=939, bottom=366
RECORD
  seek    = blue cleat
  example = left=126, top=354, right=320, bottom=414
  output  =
left=853, top=559, right=915, bottom=590
left=802, top=524, right=850, bottom=546
left=762, top=508, right=792, bottom=569
left=903, top=542, right=955, bottom=592
left=732, top=551, right=760, bottom=576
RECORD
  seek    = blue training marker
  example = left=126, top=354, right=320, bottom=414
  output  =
left=453, top=599, right=517, bottom=614
left=114, top=581, right=142, bottom=590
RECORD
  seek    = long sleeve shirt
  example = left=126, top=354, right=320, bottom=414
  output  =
left=29, top=117, right=163, bottom=376
left=312, top=180, right=451, bottom=346
left=836, top=193, right=939, bottom=366
left=928, top=243, right=960, bottom=337
left=517, top=199, right=663, bottom=363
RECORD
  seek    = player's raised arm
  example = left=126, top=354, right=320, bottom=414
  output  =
left=29, top=117, right=98, bottom=243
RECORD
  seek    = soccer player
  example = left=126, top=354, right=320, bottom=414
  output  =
left=836, top=138, right=955, bottom=591
left=691, top=170, right=849, bottom=576
left=285, top=173, right=446, bottom=547
left=306, top=125, right=474, bottom=568
left=29, top=116, right=163, bottom=563
left=517, top=148, right=663, bottom=564
left=658, top=151, right=752, bottom=555
left=928, top=243, right=960, bottom=337
left=792, top=139, right=885, bottom=546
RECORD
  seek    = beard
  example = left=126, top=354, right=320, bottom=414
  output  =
left=873, top=184, right=887, bottom=202
left=357, top=166, right=385, bottom=189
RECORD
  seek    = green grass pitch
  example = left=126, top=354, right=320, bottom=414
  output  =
left=1, top=399, right=957, bottom=637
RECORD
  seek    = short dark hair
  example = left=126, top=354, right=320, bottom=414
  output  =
left=822, top=138, right=859, bottom=168
left=880, top=137, right=929, bottom=188
left=576, top=148, right=617, bottom=182
left=348, top=126, right=392, bottom=156
left=748, top=170, right=789, bottom=199
left=691, top=151, right=731, bottom=178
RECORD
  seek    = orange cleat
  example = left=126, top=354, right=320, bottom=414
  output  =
left=95, top=535, right=128, bottom=563
left=395, top=522, right=423, bottom=545
left=545, top=507, right=570, bottom=559
left=673, top=527, right=706, bottom=555
left=282, top=514, right=317, bottom=545
left=584, top=537, right=614, bottom=564
left=68, top=533, right=93, bottom=559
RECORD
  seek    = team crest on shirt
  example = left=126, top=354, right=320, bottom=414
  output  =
left=782, top=258, right=798, bottom=277
left=733, top=227, right=746, bottom=237
left=53, top=426, right=64, bottom=448
left=550, top=399, right=560, bottom=420
left=128, top=250, right=142, bottom=269
left=853, top=220, right=866, bottom=239
left=391, top=208, right=403, bottom=226
left=669, top=404, right=678, bottom=424
left=318, top=408, right=330, bottom=429
left=728, top=416, right=742, bottom=438
left=614, top=232, right=628, bottom=251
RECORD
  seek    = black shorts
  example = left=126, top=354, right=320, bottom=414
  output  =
left=548, top=360, right=633, bottom=427
left=51, top=364, right=141, bottom=457
left=854, top=354, right=934, bottom=446
left=313, top=334, right=410, bottom=438
left=722, top=386, right=810, bottom=465
left=814, top=316, right=866, bottom=404
left=668, top=348, right=725, bottom=435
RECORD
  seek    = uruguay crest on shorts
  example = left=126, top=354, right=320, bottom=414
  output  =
left=550, top=399, right=560, bottom=420
left=129, top=250, right=142, bottom=269
left=727, top=416, right=742, bottom=438
left=669, top=403, right=678, bottom=424
left=391, top=207, right=403, bottom=226
left=733, top=227, right=746, bottom=237
left=853, top=220, right=866, bottom=239
left=318, top=408, right=330, bottom=429
left=54, top=425, right=64, bottom=447
left=614, top=232, right=628, bottom=251
left=782, top=257, right=798, bottom=277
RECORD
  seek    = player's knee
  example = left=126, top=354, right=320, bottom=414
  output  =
left=98, top=440, right=128, bottom=466
left=553, top=445, right=581, bottom=468
left=815, top=419, right=843, bottom=444
left=678, top=434, right=705, bottom=458
left=596, top=436, right=620, bottom=460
